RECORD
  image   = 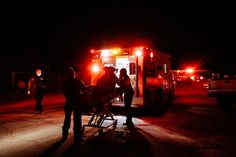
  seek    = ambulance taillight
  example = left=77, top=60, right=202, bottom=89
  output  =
left=91, top=64, right=100, bottom=73
left=150, top=52, right=153, bottom=58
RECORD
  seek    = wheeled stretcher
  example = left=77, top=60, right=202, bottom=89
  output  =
left=82, top=86, right=121, bottom=135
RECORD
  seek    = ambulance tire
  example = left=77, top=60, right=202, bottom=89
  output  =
left=144, top=89, right=164, bottom=113
left=154, top=89, right=164, bottom=108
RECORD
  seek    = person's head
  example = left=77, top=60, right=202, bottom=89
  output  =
left=36, top=68, right=42, bottom=77
left=65, top=67, right=76, bottom=78
left=103, top=66, right=117, bottom=75
left=120, top=68, right=127, bottom=76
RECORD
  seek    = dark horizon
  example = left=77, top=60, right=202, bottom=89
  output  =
left=1, top=1, right=235, bottom=73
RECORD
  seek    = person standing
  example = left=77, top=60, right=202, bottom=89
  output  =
left=28, top=68, right=46, bottom=113
left=119, top=68, right=134, bottom=126
left=61, top=67, right=87, bottom=144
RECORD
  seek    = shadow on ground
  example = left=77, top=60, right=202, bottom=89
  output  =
left=58, top=127, right=153, bottom=157
left=39, top=138, right=66, bottom=157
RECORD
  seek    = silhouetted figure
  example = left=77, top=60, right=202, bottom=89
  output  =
left=61, top=67, right=87, bottom=144
left=96, top=66, right=119, bottom=111
left=96, top=66, right=119, bottom=91
left=28, top=68, right=45, bottom=113
left=119, top=68, right=134, bottom=126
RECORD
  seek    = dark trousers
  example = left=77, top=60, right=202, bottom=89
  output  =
left=35, top=90, right=43, bottom=112
left=124, top=93, right=133, bottom=123
left=62, top=104, right=82, bottom=140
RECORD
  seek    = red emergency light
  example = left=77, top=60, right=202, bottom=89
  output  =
left=185, top=68, right=194, bottom=73
left=91, top=64, right=100, bottom=73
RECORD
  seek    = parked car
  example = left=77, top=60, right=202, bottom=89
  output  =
left=208, top=73, right=236, bottom=107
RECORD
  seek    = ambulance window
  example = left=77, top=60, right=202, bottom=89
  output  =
left=130, top=63, right=135, bottom=75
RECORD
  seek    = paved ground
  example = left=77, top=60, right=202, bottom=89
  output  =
left=1, top=82, right=236, bottom=157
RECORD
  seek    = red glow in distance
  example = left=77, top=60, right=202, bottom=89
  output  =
left=185, top=68, right=194, bottom=73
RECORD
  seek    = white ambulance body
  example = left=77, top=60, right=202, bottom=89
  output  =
left=89, top=47, right=174, bottom=109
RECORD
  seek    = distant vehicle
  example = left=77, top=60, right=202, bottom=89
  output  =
left=208, top=73, right=236, bottom=106
left=88, top=47, right=175, bottom=110
left=171, top=69, right=210, bottom=83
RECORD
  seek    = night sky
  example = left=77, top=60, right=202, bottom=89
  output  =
left=1, top=1, right=235, bottom=73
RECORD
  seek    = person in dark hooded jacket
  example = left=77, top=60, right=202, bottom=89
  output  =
left=61, top=67, right=87, bottom=144
left=96, top=66, right=119, bottom=91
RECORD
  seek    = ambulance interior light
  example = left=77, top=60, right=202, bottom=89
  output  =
left=101, top=50, right=111, bottom=57
left=135, top=50, right=142, bottom=57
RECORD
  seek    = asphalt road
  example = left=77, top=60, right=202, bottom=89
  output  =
left=0, top=81, right=236, bottom=157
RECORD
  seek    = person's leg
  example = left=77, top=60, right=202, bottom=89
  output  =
left=73, top=108, right=83, bottom=143
left=35, top=94, right=39, bottom=111
left=62, top=106, right=72, bottom=138
left=35, top=90, right=43, bottom=112
left=124, top=94, right=133, bottom=125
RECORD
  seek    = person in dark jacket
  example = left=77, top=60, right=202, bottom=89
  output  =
left=28, top=68, right=46, bottom=113
left=119, top=68, right=134, bottom=126
left=61, top=67, right=87, bottom=144
left=96, top=66, right=119, bottom=91
left=96, top=66, right=119, bottom=112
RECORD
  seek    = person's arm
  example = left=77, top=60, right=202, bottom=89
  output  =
left=41, top=76, right=46, bottom=88
left=27, top=78, right=34, bottom=95
left=78, top=79, right=88, bottom=94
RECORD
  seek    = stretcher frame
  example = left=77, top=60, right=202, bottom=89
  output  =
left=82, top=87, right=121, bottom=135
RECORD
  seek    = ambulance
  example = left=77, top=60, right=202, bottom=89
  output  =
left=89, top=47, right=175, bottom=110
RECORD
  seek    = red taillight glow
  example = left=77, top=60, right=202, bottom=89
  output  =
left=150, top=52, right=153, bottom=58
left=91, top=64, right=100, bottom=73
